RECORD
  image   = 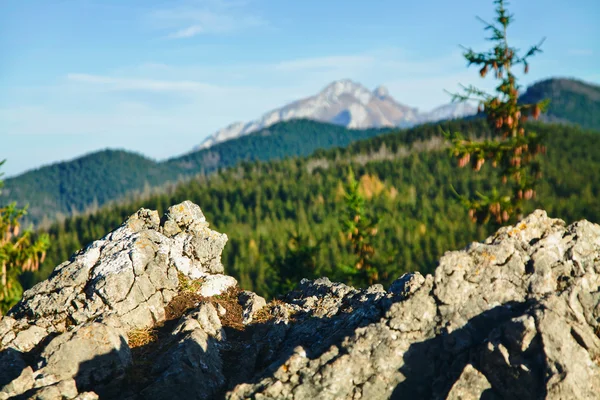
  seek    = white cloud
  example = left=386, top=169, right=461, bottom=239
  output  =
left=3, top=44, right=568, bottom=178
left=62, top=48, right=511, bottom=111
left=6, top=46, right=556, bottom=153
left=0, top=82, right=309, bottom=138
left=170, top=25, right=205, bottom=38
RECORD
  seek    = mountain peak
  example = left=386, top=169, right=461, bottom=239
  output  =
left=373, top=85, right=390, bottom=99
left=321, top=78, right=364, bottom=91
left=318, top=79, right=373, bottom=105
left=195, top=79, right=478, bottom=150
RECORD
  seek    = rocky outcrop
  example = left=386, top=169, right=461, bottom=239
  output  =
left=1, top=203, right=599, bottom=399
left=0, top=201, right=228, bottom=399
left=230, top=212, right=600, bottom=399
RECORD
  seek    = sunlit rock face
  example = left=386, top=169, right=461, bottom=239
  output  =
left=0, top=201, right=228, bottom=399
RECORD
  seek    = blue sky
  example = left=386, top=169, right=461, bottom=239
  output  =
left=1, top=0, right=598, bottom=177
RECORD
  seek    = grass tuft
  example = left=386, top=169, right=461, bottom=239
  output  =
left=127, top=327, right=158, bottom=349
left=177, top=271, right=205, bottom=293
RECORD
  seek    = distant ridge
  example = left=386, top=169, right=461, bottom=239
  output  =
left=195, top=79, right=477, bottom=150
left=519, top=77, right=600, bottom=130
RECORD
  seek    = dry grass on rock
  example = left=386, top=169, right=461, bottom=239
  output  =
left=125, top=277, right=296, bottom=394
left=127, top=327, right=158, bottom=349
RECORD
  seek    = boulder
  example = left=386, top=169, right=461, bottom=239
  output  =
left=0, top=201, right=228, bottom=398
left=7, top=201, right=227, bottom=338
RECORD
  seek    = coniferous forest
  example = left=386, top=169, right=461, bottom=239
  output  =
left=2, top=120, right=391, bottom=227
left=22, top=119, right=600, bottom=299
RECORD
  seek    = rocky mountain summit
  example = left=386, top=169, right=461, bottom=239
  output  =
left=1, top=201, right=600, bottom=399
left=196, top=80, right=476, bottom=150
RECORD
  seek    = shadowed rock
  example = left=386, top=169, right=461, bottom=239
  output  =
left=238, top=291, right=267, bottom=325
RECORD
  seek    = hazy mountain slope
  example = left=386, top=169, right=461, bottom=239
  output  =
left=1, top=150, right=183, bottom=225
left=167, top=119, right=392, bottom=175
left=197, top=77, right=600, bottom=151
left=425, top=102, right=478, bottom=122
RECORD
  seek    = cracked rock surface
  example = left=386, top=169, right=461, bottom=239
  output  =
left=1, top=205, right=599, bottom=399
left=227, top=210, right=600, bottom=400
left=0, top=201, right=228, bottom=399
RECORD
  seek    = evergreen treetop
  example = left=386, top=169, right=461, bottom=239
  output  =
left=446, top=0, right=549, bottom=225
left=0, top=160, right=50, bottom=313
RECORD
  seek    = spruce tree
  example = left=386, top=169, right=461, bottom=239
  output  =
left=271, top=229, right=320, bottom=295
left=0, top=161, right=50, bottom=314
left=446, top=0, right=548, bottom=224
left=340, top=168, right=379, bottom=285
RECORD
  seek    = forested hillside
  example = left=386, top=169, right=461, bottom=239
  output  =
left=164, top=118, right=390, bottom=175
left=1, top=150, right=184, bottom=226
left=3, top=120, right=390, bottom=226
left=520, top=78, right=600, bottom=130
left=23, top=119, right=600, bottom=298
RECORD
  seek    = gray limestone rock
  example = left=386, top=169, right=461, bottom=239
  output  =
left=0, top=201, right=229, bottom=398
left=10, top=325, right=48, bottom=353
left=446, top=364, right=495, bottom=400
left=73, top=392, right=99, bottom=400
left=2, top=207, right=600, bottom=399
left=21, top=378, right=79, bottom=400
left=0, top=348, right=30, bottom=398
left=6, top=201, right=226, bottom=338
left=227, top=210, right=600, bottom=400
left=388, top=271, right=425, bottom=298
left=197, top=274, right=238, bottom=297
left=0, top=317, right=14, bottom=339
left=140, top=304, right=225, bottom=400
left=37, top=322, right=131, bottom=391
left=0, top=366, right=33, bottom=399
left=239, top=291, right=267, bottom=324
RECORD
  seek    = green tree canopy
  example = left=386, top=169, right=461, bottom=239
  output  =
left=0, top=160, right=50, bottom=314
left=446, top=0, right=549, bottom=225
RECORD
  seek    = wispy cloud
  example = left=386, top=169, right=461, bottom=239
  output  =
left=63, top=48, right=497, bottom=110
left=150, top=0, right=267, bottom=38
left=170, top=25, right=205, bottom=39
left=66, top=73, right=219, bottom=93
left=9, top=46, right=558, bottom=147
left=4, top=42, right=573, bottom=178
